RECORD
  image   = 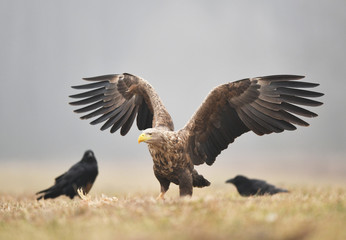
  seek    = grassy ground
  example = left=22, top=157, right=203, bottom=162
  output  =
left=0, top=185, right=345, bottom=240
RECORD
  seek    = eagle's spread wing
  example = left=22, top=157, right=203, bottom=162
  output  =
left=183, top=75, right=323, bottom=166
left=69, top=73, right=174, bottom=135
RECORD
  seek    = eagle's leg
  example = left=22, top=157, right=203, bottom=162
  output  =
left=179, top=169, right=193, bottom=197
left=156, top=191, right=165, bottom=200
left=154, top=172, right=170, bottom=200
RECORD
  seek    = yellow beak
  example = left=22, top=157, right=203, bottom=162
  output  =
left=138, top=133, right=151, bottom=144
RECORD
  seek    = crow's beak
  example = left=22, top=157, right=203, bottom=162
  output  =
left=225, top=179, right=234, bottom=184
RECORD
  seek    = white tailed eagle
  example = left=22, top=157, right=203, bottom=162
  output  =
left=69, top=74, right=323, bottom=198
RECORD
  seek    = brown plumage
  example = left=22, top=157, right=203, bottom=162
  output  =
left=69, top=74, right=323, bottom=198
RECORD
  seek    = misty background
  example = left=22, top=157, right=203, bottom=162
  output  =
left=0, top=0, right=345, bottom=192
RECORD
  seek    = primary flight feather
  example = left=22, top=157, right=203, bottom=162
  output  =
left=69, top=74, right=323, bottom=198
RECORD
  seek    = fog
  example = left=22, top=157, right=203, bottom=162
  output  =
left=0, top=1, right=345, bottom=182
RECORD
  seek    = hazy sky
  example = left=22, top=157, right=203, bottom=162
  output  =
left=1, top=1, right=345, bottom=168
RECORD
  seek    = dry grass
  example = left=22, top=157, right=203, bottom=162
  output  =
left=0, top=185, right=345, bottom=240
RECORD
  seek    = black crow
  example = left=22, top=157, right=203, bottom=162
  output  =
left=36, top=150, right=98, bottom=200
left=226, top=175, right=288, bottom=196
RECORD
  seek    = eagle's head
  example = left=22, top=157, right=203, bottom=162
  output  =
left=138, top=128, right=164, bottom=145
